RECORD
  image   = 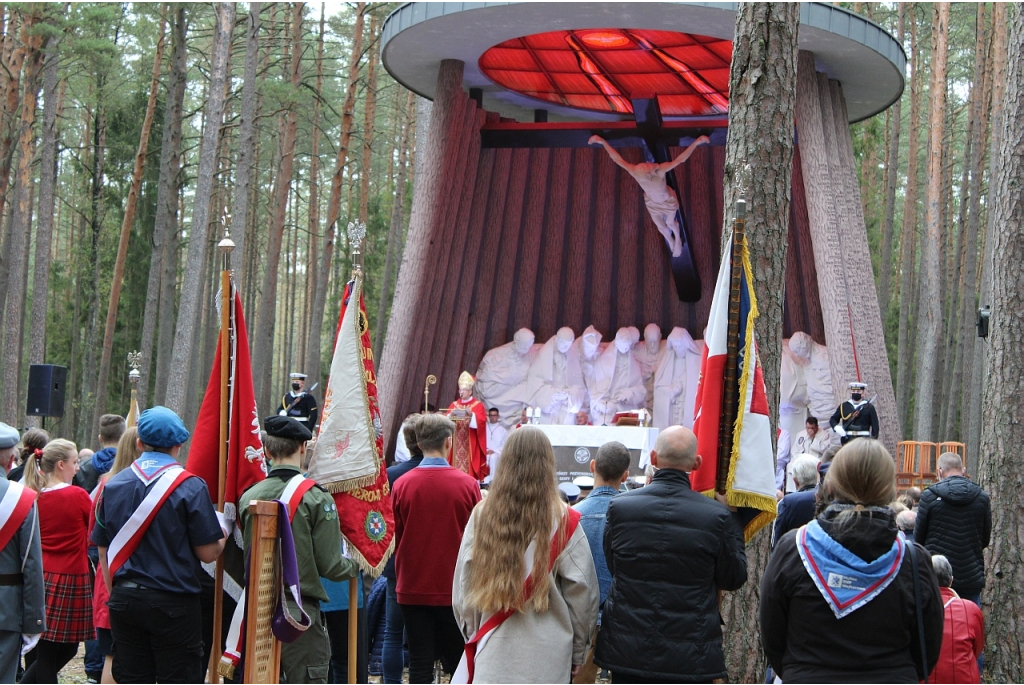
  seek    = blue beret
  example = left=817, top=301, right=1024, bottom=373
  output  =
left=0, top=422, right=18, bottom=449
left=137, top=406, right=190, bottom=448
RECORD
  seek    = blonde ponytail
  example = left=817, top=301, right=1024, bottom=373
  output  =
left=23, top=439, right=77, bottom=492
left=23, top=452, right=44, bottom=492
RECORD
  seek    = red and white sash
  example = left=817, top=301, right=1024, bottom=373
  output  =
left=0, top=481, right=37, bottom=551
left=106, top=464, right=192, bottom=577
left=220, top=473, right=316, bottom=677
left=453, top=508, right=581, bottom=684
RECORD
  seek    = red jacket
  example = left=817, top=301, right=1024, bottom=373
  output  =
left=929, top=587, right=984, bottom=684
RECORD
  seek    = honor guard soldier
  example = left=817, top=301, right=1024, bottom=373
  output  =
left=240, top=416, right=358, bottom=684
left=0, top=422, right=46, bottom=683
left=92, top=407, right=227, bottom=683
left=829, top=382, right=879, bottom=445
left=282, top=372, right=318, bottom=429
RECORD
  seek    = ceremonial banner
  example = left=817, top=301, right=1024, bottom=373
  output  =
left=189, top=287, right=267, bottom=607
left=308, top=276, right=395, bottom=575
left=691, top=232, right=777, bottom=540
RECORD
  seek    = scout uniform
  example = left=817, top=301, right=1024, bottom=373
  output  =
left=281, top=372, right=318, bottom=428
left=92, top=407, right=225, bottom=684
left=829, top=382, right=880, bottom=445
left=240, top=416, right=358, bottom=684
left=0, top=422, right=45, bottom=683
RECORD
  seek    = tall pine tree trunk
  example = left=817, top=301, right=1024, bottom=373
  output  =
left=93, top=8, right=166, bottom=423
left=719, top=4, right=799, bottom=679
left=878, top=3, right=905, bottom=319
left=912, top=2, right=949, bottom=442
left=299, top=3, right=325, bottom=373
left=229, top=1, right=260, bottom=284
left=252, top=1, right=302, bottom=413
left=304, top=2, right=365, bottom=390
left=140, top=4, right=186, bottom=404
left=1, top=13, right=42, bottom=422
left=978, top=8, right=1024, bottom=678
left=164, top=2, right=232, bottom=415
left=896, top=8, right=922, bottom=436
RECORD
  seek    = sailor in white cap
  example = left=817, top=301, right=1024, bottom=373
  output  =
left=829, top=381, right=879, bottom=445
left=281, top=372, right=318, bottom=428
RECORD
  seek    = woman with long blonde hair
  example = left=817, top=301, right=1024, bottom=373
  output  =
left=21, top=439, right=94, bottom=683
left=452, top=426, right=598, bottom=683
left=89, top=426, right=139, bottom=683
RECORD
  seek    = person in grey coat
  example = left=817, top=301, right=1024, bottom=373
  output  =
left=0, top=421, right=47, bottom=683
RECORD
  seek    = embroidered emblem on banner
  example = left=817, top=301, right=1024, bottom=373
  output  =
left=365, top=510, right=387, bottom=543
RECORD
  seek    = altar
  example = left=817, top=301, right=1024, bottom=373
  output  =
left=533, top=424, right=658, bottom=484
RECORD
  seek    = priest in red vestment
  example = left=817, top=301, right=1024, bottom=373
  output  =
left=445, top=371, right=488, bottom=481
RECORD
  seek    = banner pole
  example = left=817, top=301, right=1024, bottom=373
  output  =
left=716, top=193, right=746, bottom=495
left=208, top=233, right=235, bottom=683
left=348, top=576, right=359, bottom=683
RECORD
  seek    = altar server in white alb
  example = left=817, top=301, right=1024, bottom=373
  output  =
left=484, top=408, right=508, bottom=484
left=0, top=422, right=46, bottom=683
left=474, top=328, right=539, bottom=430
left=590, top=327, right=646, bottom=427
left=525, top=327, right=587, bottom=425
left=652, top=327, right=704, bottom=429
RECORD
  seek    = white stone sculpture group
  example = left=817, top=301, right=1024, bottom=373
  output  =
left=474, top=326, right=834, bottom=434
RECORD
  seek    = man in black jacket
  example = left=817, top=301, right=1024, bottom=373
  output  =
left=915, top=452, right=991, bottom=605
left=595, top=426, right=747, bottom=683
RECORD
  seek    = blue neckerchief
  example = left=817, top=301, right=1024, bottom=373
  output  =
left=418, top=456, right=450, bottom=468
left=796, top=518, right=906, bottom=619
left=131, top=452, right=180, bottom=485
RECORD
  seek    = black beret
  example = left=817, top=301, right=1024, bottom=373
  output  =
left=264, top=415, right=312, bottom=441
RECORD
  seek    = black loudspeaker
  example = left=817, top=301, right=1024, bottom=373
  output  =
left=26, top=364, right=67, bottom=417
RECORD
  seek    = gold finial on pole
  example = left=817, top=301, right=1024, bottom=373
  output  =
left=126, top=351, right=142, bottom=427
left=424, top=374, right=437, bottom=413
left=348, top=220, right=367, bottom=279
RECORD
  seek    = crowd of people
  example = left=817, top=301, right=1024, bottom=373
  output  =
left=0, top=400, right=992, bottom=684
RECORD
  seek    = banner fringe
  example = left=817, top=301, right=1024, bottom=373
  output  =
left=322, top=471, right=379, bottom=494
left=342, top=533, right=394, bottom=578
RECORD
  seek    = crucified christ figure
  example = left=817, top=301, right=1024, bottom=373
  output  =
left=589, top=135, right=710, bottom=257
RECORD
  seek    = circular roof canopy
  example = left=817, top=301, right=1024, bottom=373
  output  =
left=480, top=29, right=732, bottom=117
left=381, top=2, right=906, bottom=123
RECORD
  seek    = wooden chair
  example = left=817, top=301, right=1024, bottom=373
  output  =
left=896, top=441, right=938, bottom=491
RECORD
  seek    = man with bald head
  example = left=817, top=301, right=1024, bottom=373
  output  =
left=595, top=426, right=747, bottom=683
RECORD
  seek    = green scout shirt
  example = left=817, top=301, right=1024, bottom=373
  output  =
left=240, top=465, right=358, bottom=602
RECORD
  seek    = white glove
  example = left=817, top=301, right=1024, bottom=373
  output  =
left=834, top=425, right=847, bottom=438
left=21, top=633, right=40, bottom=655
left=216, top=510, right=232, bottom=538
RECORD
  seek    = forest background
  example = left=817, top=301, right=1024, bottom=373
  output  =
left=0, top=2, right=1003, bottom=470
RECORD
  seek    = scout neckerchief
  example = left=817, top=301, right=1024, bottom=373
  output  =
left=106, top=454, right=193, bottom=576
left=795, top=515, right=906, bottom=619
left=221, top=473, right=316, bottom=676
left=453, top=508, right=581, bottom=684
left=0, top=481, right=36, bottom=551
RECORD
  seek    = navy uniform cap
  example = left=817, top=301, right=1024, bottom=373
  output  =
left=0, top=422, right=18, bottom=449
left=137, top=406, right=191, bottom=448
left=264, top=415, right=313, bottom=442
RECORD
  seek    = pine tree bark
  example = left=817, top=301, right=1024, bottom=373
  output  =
left=912, top=2, right=949, bottom=442
left=718, top=4, right=799, bottom=679
left=299, top=3, right=325, bottom=373
left=967, top=2, right=1009, bottom=465
left=304, top=2, right=364, bottom=390
left=252, top=1, right=303, bottom=414
left=358, top=12, right=378, bottom=229
left=374, top=91, right=414, bottom=361
left=896, top=8, right=922, bottom=436
left=141, top=4, right=186, bottom=404
left=1, top=11, right=43, bottom=422
left=229, top=1, right=260, bottom=283
left=0, top=8, right=28, bottom=270
left=164, top=2, right=233, bottom=415
left=93, top=8, right=166, bottom=423
left=978, top=7, right=1024, bottom=678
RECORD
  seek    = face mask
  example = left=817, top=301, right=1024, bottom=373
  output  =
left=292, top=382, right=301, bottom=392
left=851, top=393, right=862, bottom=402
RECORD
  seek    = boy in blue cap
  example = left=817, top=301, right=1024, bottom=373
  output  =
left=92, top=406, right=226, bottom=684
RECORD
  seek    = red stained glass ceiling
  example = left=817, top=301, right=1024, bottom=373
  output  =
left=479, top=29, right=732, bottom=117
